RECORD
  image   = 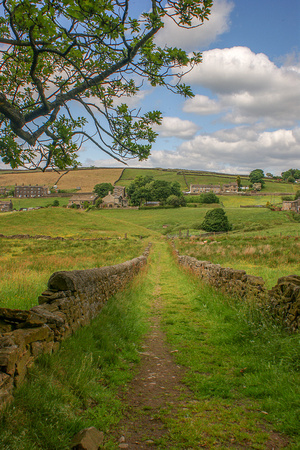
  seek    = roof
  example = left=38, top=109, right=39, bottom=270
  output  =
left=69, top=193, right=98, bottom=201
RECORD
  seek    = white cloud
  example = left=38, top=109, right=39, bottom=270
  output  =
left=183, top=46, right=300, bottom=127
left=153, top=116, right=198, bottom=139
left=183, top=94, right=221, bottom=115
left=83, top=126, right=300, bottom=175
left=155, top=0, right=234, bottom=51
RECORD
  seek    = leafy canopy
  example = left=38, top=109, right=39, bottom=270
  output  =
left=249, top=169, right=265, bottom=187
left=93, top=182, right=114, bottom=198
left=127, top=175, right=183, bottom=206
left=201, top=208, right=232, bottom=232
left=0, top=0, right=212, bottom=171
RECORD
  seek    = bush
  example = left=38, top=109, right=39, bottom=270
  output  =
left=201, top=208, right=232, bottom=232
left=52, top=199, right=59, bottom=207
left=201, top=192, right=220, bottom=204
left=166, top=195, right=186, bottom=207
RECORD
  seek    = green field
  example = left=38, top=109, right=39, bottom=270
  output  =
left=0, top=204, right=299, bottom=310
left=117, top=168, right=297, bottom=194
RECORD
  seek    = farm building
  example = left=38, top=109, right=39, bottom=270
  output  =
left=282, top=198, right=300, bottom=213
left=68, top=193, right=98, bottom=208
left=15, top=184, right=50, bottom=198
left=102, top=186, right=128, bottom=208
left=190, top=184, right=221, bottom=194
left=0, top=200, right=13, bottom=212
left=222, top=182, right=239, bottom=193
left=190, top=182, right=238, bottom=194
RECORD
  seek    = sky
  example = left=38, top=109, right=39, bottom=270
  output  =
left=1, top=0, right=300, bottom=175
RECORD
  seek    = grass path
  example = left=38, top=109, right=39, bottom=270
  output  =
left=108, top=241, right=292, bottom=449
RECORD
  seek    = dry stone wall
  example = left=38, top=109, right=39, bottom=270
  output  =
left=0, top=246, right=150, bottom=407
left=173, top=247, right=300, bottom=332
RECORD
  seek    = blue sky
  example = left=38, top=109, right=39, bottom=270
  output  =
left=81, top=0, right=300, bottom=175
left=1, top=0, right=299, bottom=175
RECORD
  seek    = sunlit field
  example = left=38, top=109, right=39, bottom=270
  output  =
left=175, top=228, right=300, bottom=288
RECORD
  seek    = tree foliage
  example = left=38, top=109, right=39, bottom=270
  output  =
left=201, top=208, right=232, bottom=232
left=127, top=175, right=183, bottom=206
left=93, top=182, right=114, bottom=198
left=0, top=0, right=212, bottom=170
left=200, top=192, right=220, bottom=204
left=249, top=169, right=265, bottom=187
left=282, top=169, right=300, bottom=182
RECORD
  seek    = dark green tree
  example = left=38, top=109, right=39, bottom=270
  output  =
left=282, top=169, right=300, bottom=181
left=166, top=194, right=186, bottom=207
left=201, top=208, right=232, bottom=232
left=93, top=183, right=114, bottom=198
left=128, top=175, right=184, bottom=206
left=295, top=190, right=300, bottom=200
left=0, top=0, right=212, bottom=170
left=200, top=192, right=220, bottom=204
left=249, top=169, right=265, bottom=187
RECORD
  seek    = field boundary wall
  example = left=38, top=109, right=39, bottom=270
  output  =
left=172, top=245, right=300, bottom=333
left=0, top=245, right=151, bottom=407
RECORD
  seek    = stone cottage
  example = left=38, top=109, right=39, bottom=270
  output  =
left=68, top=193, right=98, bottom=208
left=0, top=200, right=13, bottom=212
left=282, top=198, right=300, bottom=213
left=101, top=186, right=128, bottom=208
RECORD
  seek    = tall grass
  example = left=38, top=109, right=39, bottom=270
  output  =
left=175, top=230, right=300, bottom=288
left=0, top=266, right=151, bottom=450
left=0, top=238, right=148, bottom=309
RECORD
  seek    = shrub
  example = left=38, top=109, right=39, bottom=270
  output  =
left=201, top=208, right=232, bottom=232
left=52, top=199, right=60, bottom=207
left=166, top=195, right=186, bottom=207
left=200, top=192, right=220, bottom=204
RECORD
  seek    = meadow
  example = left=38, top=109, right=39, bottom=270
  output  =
left=0, top=201, right=298, bottom=311
left=0, top=208, right=156, bottom=310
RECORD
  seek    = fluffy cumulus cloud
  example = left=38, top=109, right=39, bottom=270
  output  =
left=85, top=126, right=300, bottom=175
left=183, top=94, right=221, bottom=115
left=153, top=116, right=198, bottom=139
left=155, top=0, right=234, bottom=50
left=183, top=46, right=300, bottom=127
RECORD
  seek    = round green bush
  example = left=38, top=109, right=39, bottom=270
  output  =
left=201, top=208, right=232, bottom=232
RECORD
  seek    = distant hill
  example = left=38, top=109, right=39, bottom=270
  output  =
left=0, top=167, right=296, bottom=194
left=0, top=168, right=124, bottom=193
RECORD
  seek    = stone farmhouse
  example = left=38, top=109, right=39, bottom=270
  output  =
left=0, top=187, right=10, bottom=196
left=68, top=193, right=98, bottom=208
left=190, top=182, right=238, bottom=194
left=282, top=198, right=300, bottom=213
left=0, top=200, right=13, bottom=212
left=101, top=186, right=128, bottom=208
left=15, top=184, right=50, bottom=198
left=190, top=184, right=221, bottom=194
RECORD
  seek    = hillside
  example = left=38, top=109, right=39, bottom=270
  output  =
left=0, top=168, right=124, bottom=192
left=0, top=167, right=297, bottom=194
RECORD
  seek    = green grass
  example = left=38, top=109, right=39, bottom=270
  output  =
left=10, top=197, right=71, bottom=209
left=0, top=207, right=157, bottom=238
left=116, top=168, right=188, bottom=189
left=175, top=224, right=300, bottom=288
left=0, top=242, right=299, bottom=448
left=0, top=266, right=151, bottom=450
left=157, top=243, right=300, bottom=448
left=117, top=168, right=296, bottom=194
left=0, top=237, right=149, bottom=310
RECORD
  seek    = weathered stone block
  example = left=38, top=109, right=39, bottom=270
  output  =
left=0, top=345, right=19, bottom=374
left=70, top=427, right=104, bottom=450
left=13, top=325, right=52, bottom=346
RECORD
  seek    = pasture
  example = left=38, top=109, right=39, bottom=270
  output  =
left=0, top=203, right=298, bottom=310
